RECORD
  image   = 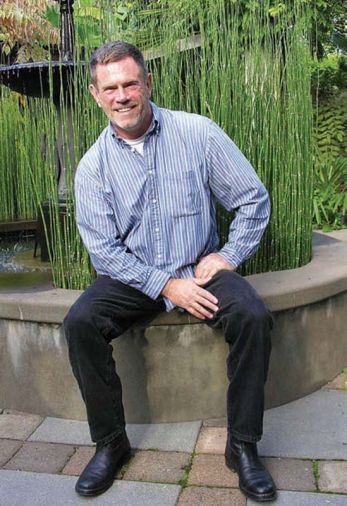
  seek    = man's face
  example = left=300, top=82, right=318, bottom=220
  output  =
left=89, top=57, right=153, bottom=140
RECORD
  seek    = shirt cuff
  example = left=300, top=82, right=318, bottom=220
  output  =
left=218, top=247, right=243, bottom=270
left=143, top=269, right=172, bottom=301
left=163, top=296, right=176, bottom=312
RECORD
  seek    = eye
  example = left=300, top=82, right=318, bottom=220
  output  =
left=125, top=83, right=140, bottom=90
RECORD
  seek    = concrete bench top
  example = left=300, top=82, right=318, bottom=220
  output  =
left=0, top=231, right=346, bottom=325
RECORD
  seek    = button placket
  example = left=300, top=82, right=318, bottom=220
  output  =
left=146, top=137, right=163, bottom=265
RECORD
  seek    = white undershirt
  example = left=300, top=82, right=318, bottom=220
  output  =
left=125, top=135, right=145, bottom=156
left=123, top=122, right=154, bottom=156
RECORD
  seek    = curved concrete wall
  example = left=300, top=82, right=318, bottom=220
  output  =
left=0, top=231, right=346, bottom=423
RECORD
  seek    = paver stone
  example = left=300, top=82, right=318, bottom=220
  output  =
left=319, top=461, right=347, bottom=494
left=0, top=470, right=181, bottom=506
left=248, top=490, right=347, bottom=505
left=0, top=413, right=43, bottom=440
left=259, top=390, right=347, bottom=460
left=195, top=427, right=227, bottom=454
left=61, top=446, right=95, bottom=476
left=124, top=450, right=190, bottom=484
left=188, top=454, right=238, bottom=488
left=323, top=373, right=347, bottom=390
left=0, top=439, right=23, bottom=466
left=178, top=486, right=246, bottom=506
left=4, top=442, right=75, bottom=473
left=263, top=457, right=316, bottom=492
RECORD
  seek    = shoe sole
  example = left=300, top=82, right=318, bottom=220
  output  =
left=225, top=456, right=277, bottom=503
left=76, top=450, right=132, bottom=497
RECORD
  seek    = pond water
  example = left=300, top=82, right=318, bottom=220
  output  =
left=0, top=234, right=52, bottom=290
left=0, top=235, right=35, bottom=272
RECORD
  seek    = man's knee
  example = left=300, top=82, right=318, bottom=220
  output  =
left=64, top=295, right=125, bottom=347
left=219, top=295, right=273, bottom=348
left=239, top=295, right=272, bottom=329
left=241, top=299, right=272, bottom=327
left=63, top=300, right=95, bottom=345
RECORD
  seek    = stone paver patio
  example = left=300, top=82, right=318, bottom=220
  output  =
left=0, top=372, right=346, bottom=505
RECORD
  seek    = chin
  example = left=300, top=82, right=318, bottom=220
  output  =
left=114, top=117, right=139, bottom=129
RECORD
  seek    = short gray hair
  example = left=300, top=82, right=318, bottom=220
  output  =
left=90, top=41, right=148, bottom=86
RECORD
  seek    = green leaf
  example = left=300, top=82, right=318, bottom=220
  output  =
left=115, top=6, right=129, bottom=21
left=77, top=0, right=95, bottom=7
left=322, top=224, right=332, bottom=232
left=269, top=3, right=287, bottom=17
left=3, top=44, right=11, bottom=56
left=332, top=30, right=347, bottom=52
left=76, top=7, right=102, bottom=20
left=45, top=6, right=59, bottom=28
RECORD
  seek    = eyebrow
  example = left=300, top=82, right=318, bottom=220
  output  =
left=102, top=80, right=141, bottom=91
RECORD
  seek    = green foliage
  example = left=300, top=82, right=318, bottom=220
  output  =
left=0, top=0, right=58, bottom=63
left=313, top=94, right=347, bottom=229
left=0, top=90, right=51, bottom=221
left=313, top=157, right=347, bottom=229
left=311, top=55, right=347, bottom=99
left=46, top=0, right=129, bottom=49
left=309, top=0, right=347, bottom=57
left=45, top=0, right=160, bottom=52
left=314, top=101, right=347, bottom=160
left=331, top=29, right=347, bottom=52
left=312, top=460, right=320, bottom=490
left=0, top=90, right=18, bottom=220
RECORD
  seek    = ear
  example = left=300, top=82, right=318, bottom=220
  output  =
left=89, top=84, right=100, bottom=105
left=145, top=73, right=153, bottom=99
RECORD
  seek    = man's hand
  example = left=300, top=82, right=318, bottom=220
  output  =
left=161, top=278, right=219, bottom=320
left=195, top=253, right=234, bottom=279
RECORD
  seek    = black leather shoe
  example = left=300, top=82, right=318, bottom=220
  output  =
left=75, top=433, right=131, bottom=496
left=225, top=435, right=276, bottom=502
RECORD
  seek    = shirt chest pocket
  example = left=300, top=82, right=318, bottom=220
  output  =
left=163, top=170, right=201, bottom=217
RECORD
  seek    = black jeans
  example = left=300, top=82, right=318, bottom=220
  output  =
left=64, top=270, right=272, bottom=446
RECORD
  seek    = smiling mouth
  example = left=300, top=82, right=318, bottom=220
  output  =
left=116, top=106, right=135, bottom=113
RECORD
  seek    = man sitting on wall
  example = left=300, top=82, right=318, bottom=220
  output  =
left=64, top=40, right=276, bottom=503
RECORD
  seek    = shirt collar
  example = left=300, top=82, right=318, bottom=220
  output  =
left=109, top=101, right=161, bottom=145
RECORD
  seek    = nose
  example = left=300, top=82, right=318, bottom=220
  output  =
left=115, top=87, right=129, bottom=102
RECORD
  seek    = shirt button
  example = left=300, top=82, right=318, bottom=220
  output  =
left=148, top=170, right=153, bottom=175
left=157, top=254, right=162, bottom=258
left=131, top=147, right=136, bottom=153
left=152, top=199, right=157, bottom=204
left=155, top=227, right=159, bottom=232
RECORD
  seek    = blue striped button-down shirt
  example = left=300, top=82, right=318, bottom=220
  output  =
left=75, top=102, right=270, bottom=311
